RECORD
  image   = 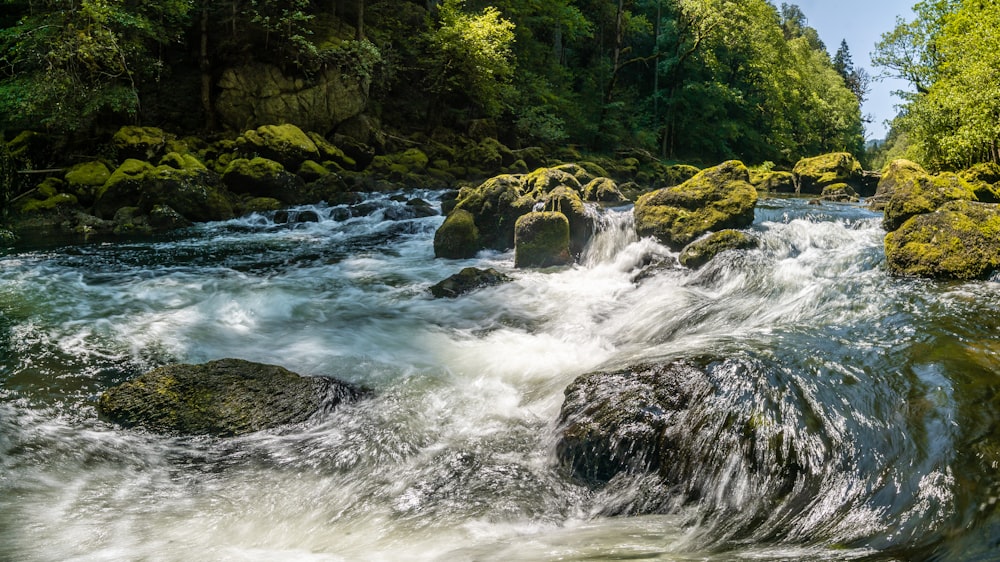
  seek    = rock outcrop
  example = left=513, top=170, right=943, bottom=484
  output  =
left=429, top=267, right=512, bottom=298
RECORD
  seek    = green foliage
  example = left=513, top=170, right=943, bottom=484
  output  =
left=426, top=0, right=517, bottom=118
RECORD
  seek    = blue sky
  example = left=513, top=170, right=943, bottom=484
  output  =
left=773, top=0, right=917, bottom=140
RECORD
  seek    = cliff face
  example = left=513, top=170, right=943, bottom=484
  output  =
left=216, top=63, right=369, bottom=134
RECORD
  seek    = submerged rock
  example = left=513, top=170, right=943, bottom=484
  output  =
left=98, top=358, right=365, bottom=436
left=679, top=230, right=758, bottom=269
left=884, top=200, right=1000, bottom=280
left=429, top=267, right=512, bottom=298
left=633, top=160, right=758, bottom=251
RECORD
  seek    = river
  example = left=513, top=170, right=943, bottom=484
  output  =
left=1, top=192, right=999, bottom=561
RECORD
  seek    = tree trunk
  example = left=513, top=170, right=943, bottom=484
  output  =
left=356, top=0, right=365, bottom=40
left=200, top=6, right=216, bottom=130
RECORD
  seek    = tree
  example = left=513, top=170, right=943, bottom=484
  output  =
left=833, top=39, right=871, bottom=103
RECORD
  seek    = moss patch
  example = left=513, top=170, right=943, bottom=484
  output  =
left=679, top=230, right=757, bottom=269
left=885, top=200, right=1000, bottom=280
left=514, top=211, right=572, bottom=268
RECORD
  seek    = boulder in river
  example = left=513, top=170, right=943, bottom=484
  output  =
left=882, top=170, right=976, bottom=232
left=98, top=358, right=365, bottom=436
left=514, top=211, right=573, bottom=268
left=429, top=267, right=512, bottom=298
left=884, top=200, right=1000, bottom=280
left=679, top=229, right=758, bottom=269
left=868, top=159, right=927, bottom=212
left=633, top=160, right=758, bottom=251
left=792, top=152, right=863, bottom=195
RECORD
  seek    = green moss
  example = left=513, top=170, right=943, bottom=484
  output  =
left=395, top=148, right=429, bottom=171
left=514, top=211, right=572, bottom=268
left=755, top=171, right=796, bottom=193
left=820, top=183, right=860, bottom=202
left=64, top=161, right=111, bottom=187
left=635, top=161, right=758, bottom=250
left=113, top=126, right=169, bottom=160
left=883, top=172, right=977, bottom=232
left=37, top=177, right=63, bottom=198
left=885, top=200, right=1000, bottom=279
left=20, top=193, right=78, bottom=213
left=663, top=164, right=700, bottom=187
left=793, top=152, right=862, bottom=194
left=583, top=177, right=625, bottom=203
left=434, top=209, right=481, bottom=259
left=159, top=152, right=207, bottom=172
left=298, top=160, right=329, bottom=182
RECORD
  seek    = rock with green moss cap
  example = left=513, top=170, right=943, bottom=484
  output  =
left=663, top=164, right=700, bottom=187
left=237, top=124, right=320, bottom=170
left=541, top=186, right=594, bottom=256
left=222, top=157, right=305, bottom=202
left=308, top=132, right=357, bottom=171
left=19, top=193, right=79, bottom=214
left=449, top=174, right=534, bottom=250
left=819, top=183, right=860, bottom=203
left=138, top=163, right=235, bottom=223
left=754, top=171, right=796, bottom=193
left=883, top=171, right=976, bottom=232
left=959, top=162, right=1000, bottom=203
left=429, top=267, right=512, bottom=298
left=679, top=230, right=758, bottom=269
left=298, top=160, right=329, bottom=182
left=434, top=209, right=481, bottom=259
left=582, top=177, right=626, bottom=203
left=523, top=166, right=582, bottom=195
left=457, top=138, right=515, bottom=174
left=793, top=152, right=863, bottom=195
left=113, top=126, right=171, bottom=161
left=94, top=159, right=156, bottom=218
left=514, top=211, right=573, bottom=268
left=98, top=358, right=366, bottom=436
left=64, top=161, right=111, bottom=192
left=868, top=159, right=928, bottom=212
left=634, top=160, right=758, bottom=251
left=884, top=200, right=1000, bottom=280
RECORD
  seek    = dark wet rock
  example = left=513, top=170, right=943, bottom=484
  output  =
left=514, top=211, right=573, bottom=268
left=429, top=267, right=512, bottom=298
left=297, top=210, right=320, bottom=223
left=679, top=230, right=758, bottom=269
left=222, top=157, right=305, bottom=202
left=556, top=362, right=710, bottom=484
left=98, top=358, right=365, bottom=436
left=634, top=160, right=758, bottom=251
left=885, top=200, right=1000, bottom=280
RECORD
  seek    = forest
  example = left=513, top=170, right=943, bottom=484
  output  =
left=1, top=0, right=871, bottom=168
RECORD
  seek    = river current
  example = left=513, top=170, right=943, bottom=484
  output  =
left=1, top=192, right=999, bottom=561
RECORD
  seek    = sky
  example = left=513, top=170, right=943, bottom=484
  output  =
left=769, top=0, right=916, bottom=140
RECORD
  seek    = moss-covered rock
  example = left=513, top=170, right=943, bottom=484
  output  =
left=450, top=174, right=533, bottom=251
left=679, top=230, right=758, bottom=269
left=514, top=211, right=573, bottom=268
left=94, top=159, right=156, bottom=218
left=434, top=209, right=481, bottom=259
left=64, top=161, right=111, bottom=189
left=868, top=159, right=927, bottom=211
left=148, top=205, right=192, bottom=230
left=793, top=152, right=862, bottom=195
left=754, top=171, right=796, bottom=193
left=429, top=267, right=512, bottom=298
left=883, top=171, right=977, bottom=232
left=222, top=157, right=305, bottom=201
left=395, top=148, right=429, bottom=171
left=98, top=358, right=365, bottom=436
left=308, top=132, right=357, bottom=171
left=582, top=177, right=626, bottom=203
left=542, top=186, right=593, bottom=256
left=884, top=200, right=1000, bottom=280
left=458, top=137, right=515, bottom=173
left=243, top=197, right=285, bottom=213
left=112, top=126, right=171, bottom=161
left=819, top=183, right=860, bottom=203
left=959, top=162, right=1000, bottom=203
left=634, top=160, right=758, bottom=250
left=298, top=160, right=330, bottom=182
left=663, top=164, right=700, bottom=187
left=237, top=124, right=320, bottom=170
left=138, top=164, right=235, bottom=223
left=19, top=193, right=79, bottom=214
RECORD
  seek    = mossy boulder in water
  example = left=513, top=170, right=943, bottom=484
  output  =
left=679, top=230, right=757, bottom=269
left=98, top=358, right=365, bottom=436
left=868, top=159, right=928, bottom=212
left=959, top=162, right=1000, bottom=203
left=884, top=200, right=1000, bottom=280
left=447, top=174, right=534, bottom=251
left=222, top=157, right=305, bottom=201
left=429, top=267, right=512, bottom=298
left=582, top=177, right=626, bottom=203
left=94, top=159, right=156, bottom=218
left=541, top=185, right=593, bottom=256
left=138, top=155, right=235, bottom=223
left=754, top=171, right=796, bottom=193
left=883, top=171, right=976, bottom=232
left=514, top=211, right=572, bottom=268
left=819, top=183, right=860, bottom=203
left=633, top=160, right=758, bottom=251
left=792, top=152, right=863, bottom=195
left=434, top=209, right=481, bottom=259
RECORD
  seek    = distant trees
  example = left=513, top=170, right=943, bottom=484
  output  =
left=875, top=0, right=1000, bottom=169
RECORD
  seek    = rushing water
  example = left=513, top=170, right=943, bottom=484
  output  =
left=1, top=192, right=999, bottom=561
